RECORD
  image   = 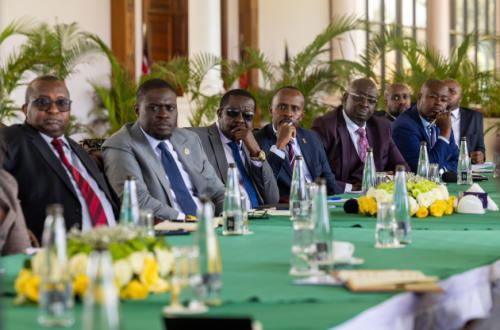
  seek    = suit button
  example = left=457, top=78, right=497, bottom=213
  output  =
left=76, top=208, right=81, bottom=214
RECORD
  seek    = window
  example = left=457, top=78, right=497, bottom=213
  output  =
left=366, top=0, right=427, bottom=82
left=450, top=0, right=496, bottom=71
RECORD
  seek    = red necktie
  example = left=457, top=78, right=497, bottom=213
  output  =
left=51, top=139, right=107, bottom=227
left=287, top=140, right=295, bottom=169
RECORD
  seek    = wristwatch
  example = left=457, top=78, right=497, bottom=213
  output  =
left=251, top=150, right=266, bottom=161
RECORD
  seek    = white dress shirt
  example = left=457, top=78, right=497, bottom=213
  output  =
left=39, top=132, right=116, bottom=231
left=140, top=127, right=201, bottom=219
left=270, top=126, right=313, bottom=183
left=451, top=108, right=461, bottom=147
left=216, top=123, right=262, bottom=210
left=342, top=111, right=368, bottom=192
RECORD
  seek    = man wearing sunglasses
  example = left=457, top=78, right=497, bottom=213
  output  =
left=311, top=78, right=409, bottom=192
left=187, top=89, right=279, bottom=210
left=0, top=75, right=120, bottom=242
left=254, top=86, right=343, bottom=199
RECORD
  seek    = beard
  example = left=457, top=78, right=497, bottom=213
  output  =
left=152, top=132, right=172, bottom=141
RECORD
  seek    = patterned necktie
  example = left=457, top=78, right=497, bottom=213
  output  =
left=51, top=139, right=107, bottom=227
left=287, top=140, right=295, bottom=169
left=430, top=125, right=436, bottom=148
left=228, top=142, right=259, bottom=208
left=356, top=128, right=370, bottom=163
left=157, top=142, right=198, bottom=217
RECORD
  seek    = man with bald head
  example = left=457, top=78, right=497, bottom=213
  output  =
left=0, top=75, right=120, bottom=242
left=392, top=79, right=459, bottom=172
left=254, top=86, right=342, bottom=198
left=443, top=78, right=485, bottom=164
left=311, top=78, right=409, bottom=192
left=383, top=83, right=411, bottom=124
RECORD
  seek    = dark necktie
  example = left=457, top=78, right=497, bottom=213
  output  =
left=157, top=141, right=198, bottom=217
left=51, top=139, right=107, bottom=227
left=430, top=125, right=436, bottom=148
left=287, top=140, right=295, bottom=169
left=228, top=142, right=259, bottom=208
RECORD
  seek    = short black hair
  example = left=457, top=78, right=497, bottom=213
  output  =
left=136, top=79, right=177, bottom=103
left=219, top=89, right=256, bottom=112
left=25, top=75, right=64, bottom=104
left=272, top=86, right=306, bottom=103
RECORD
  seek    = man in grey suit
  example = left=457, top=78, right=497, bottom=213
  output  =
left=187, top=89, right=279, bottom=209
left=103, top=79, right=226, bottom=220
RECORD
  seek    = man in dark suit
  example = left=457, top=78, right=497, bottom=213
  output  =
left=444, top=78, right=485, bottom=164
left=187, top=89, right=279, bottom=209
left=254, top=86, right=343, bottom=198
left=311, top=78, right=409, bottom=192
left=0, top=76, right=120, bottom=242
left=383, top=82, right=411, bottom=125
left=392, top=79, right=459, bottom=172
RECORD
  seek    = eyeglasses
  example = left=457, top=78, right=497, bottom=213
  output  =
left=225, top=108, right=255, bottom=122
left=347, top=92, right=378, bottom=105
left=30, top=98, right=72, bottom=112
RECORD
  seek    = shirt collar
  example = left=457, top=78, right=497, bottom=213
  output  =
left=216, top=122, right=242, bottom=147
left=387, top=113, right=397, bottom=121
left=139, top=125, right=169, bottom=150
left=342, top=108, right=366, bottom=134
left=451, top=108, right=460, bottom=119
left=39, top=131, right=70, bottom=149
left=419, top=114, right=432, bottom=128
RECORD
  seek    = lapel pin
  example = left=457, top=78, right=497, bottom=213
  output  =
left=302, top=138, right=306, bottom=144
left=184, top=148, right=190, bottom=155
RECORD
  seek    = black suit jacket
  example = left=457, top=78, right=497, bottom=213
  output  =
left=459, top=108, right=485, bottom=160
left=0, top=122, right=120, bottom=241
left=254, top=124, right=343, bottom=197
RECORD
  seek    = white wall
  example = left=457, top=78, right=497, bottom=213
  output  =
left=0, top=0, right=111, bottom=130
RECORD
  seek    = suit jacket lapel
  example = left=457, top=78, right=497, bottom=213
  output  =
left=130, top=122, right=175, bottom=204
left=296, top=129, right=314, bottom=177
left=366, top=119, right=380, bottom=169
left=21, top=122, right=79, bottom=199
left=265, top=124, right=293, bottom=178
left=208, top=123, right=228, bottom=184
left=337, top=108, right=351, bottom=182
left=410, top=107, right=431, bottom=146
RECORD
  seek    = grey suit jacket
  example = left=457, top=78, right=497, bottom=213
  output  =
left=186, top=123, right=279, bottom=206
left=102, top=122, right=226, bottom=219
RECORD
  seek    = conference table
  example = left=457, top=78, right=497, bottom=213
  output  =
left=2, top=174, right=500, bottom=330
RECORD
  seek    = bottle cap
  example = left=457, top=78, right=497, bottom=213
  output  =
left=461, top=137, right=467, bottom=141
left=395, top=165, right=406, bottom=172
left=295, top=156, right=303, bottom=160
left=199, top=195, right=212, bottom=203
left=420, top=141, right=427, bottom=146
left=126, top=174, right=136, bottom=180
left=46, top=203, right=64, bottom=215
left=314, top=178, right=326, bottom=185
left=229, top=163, right=237, bottom=168
left=367, top=148, right=373, bottom=152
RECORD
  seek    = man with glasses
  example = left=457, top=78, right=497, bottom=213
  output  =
left=254, top=86, right=342, bottom=199
left=103, top=79, right=226, bottom=220
left=0, top=75, right=120, bottom=242
left=312, top=78, right=409, bottom=192
left=392, top=79, right=459, bottom=172
left=187, top=89, right=278, bottom=209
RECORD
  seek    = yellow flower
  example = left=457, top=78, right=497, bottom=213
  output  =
left=429, top=200, right=447, bottom=217
left=139, top=258, right=159, bottom=290
left=25, top=275, right=41, bottom=302
left=358, top=197, right=376, bottom=216
left=73, top=274, right=89, bottom=298
left=445, top=203, right=454, bottom=215
left=121, top=280, right=149, bottom=300
left=151, top=278, right=169, bottom=294
left=369, top=201, right=378, bottom=216
left=415, top=206, right=429, bottom=218
left=448, top=196, right=458, bottom=207
left=15, top=269, right=32, bottom=295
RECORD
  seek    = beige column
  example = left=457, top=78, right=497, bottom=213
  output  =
left=496, top=0, right=500, bottom=70
left=427, top=0, right=450, bottom=59
left=330, top=0, right=361, bottom=62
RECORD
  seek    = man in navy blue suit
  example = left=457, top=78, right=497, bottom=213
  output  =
left=392, top=79, right=459, bottom=173
left=254, top=86, right=343, bottom=199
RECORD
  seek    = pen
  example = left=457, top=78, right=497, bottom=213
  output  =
left=473, top=170, right=493, bottom=173
left=328, top=197, right=342, bottom=201
left=287, top=118, right=299, bottom=126
left=428, top=109, right=449, bottom=129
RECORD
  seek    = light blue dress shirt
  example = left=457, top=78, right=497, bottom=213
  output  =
left=418, top=115, right=450, bottom=145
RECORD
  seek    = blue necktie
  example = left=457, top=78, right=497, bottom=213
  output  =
left=228, top=142, right=259, bottom=208
left=429, top=124, right=436, bottom=148
left=157, top=142, right=198, bottom=217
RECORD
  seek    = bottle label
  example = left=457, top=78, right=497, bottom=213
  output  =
left=202, top=273, right=221, bottom=293
left=461, top=172, right=468, bottom=181
left=315, top=242, right=329, bottom=262
left=292, top=201, right=308, bottom=217
left=226, top=216, right=235, bottom=231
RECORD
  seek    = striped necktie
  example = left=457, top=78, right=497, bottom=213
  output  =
left=51, top=139, right=107, bottom=227
left=228, top=142, right=259, bottom=208
left=287, top=140, right=295, bottom=169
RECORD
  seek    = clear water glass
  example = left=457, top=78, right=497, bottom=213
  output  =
left=376, top=172, right=386, bottom=187
left=240, top=193, right=251, bottom=234
left=290, top=221, right=318, bottom=275
left=429, top=163, right=440, bottom=184
left=375, top=202, right=399, bottom=247
left=306, top=182, right=316, bottom=219
left=139, top=209, right=155, bottom=238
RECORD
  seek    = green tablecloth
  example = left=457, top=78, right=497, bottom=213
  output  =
left=2, top=176, right=500, bottom=330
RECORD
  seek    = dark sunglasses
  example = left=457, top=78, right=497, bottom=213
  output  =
left=225, top=108, right=255, bottom=122
left=31, top=98, right=72, bottom=112
left=347, top=92, right=378, bottom=105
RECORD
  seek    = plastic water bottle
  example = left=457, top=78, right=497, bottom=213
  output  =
left=417, top=141, right=430, bottom=178
left=38, top=204, right=74, bottom=327
left=457, top=137, right=472, bottom=185
left=392, top=165, right=411, bottom=244
left=289, top=156, right=309, bottom=221
left=223, top=164, right=243, bottom=235
left=193, top=196, right=222, bottom=306
left=361, top=148, right=376, bottom=195
left=312, top=178, right=333, bottom=271
left=119, top=175, right=140, bottom=225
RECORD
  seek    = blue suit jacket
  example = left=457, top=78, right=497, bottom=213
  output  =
left=392, top=106, right=459, bottom=172
left=254, top=124, right=343, bottom=196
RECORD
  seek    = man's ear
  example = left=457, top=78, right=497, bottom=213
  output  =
left=134, top=104, right=140, bottom=118
left=342, top=92, right=348, bottom=105
left=384, top=100, right=388, bottom=108
left=22, top=104, right=28, bottom=118
left=217, top=108, right=222, bottom=120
